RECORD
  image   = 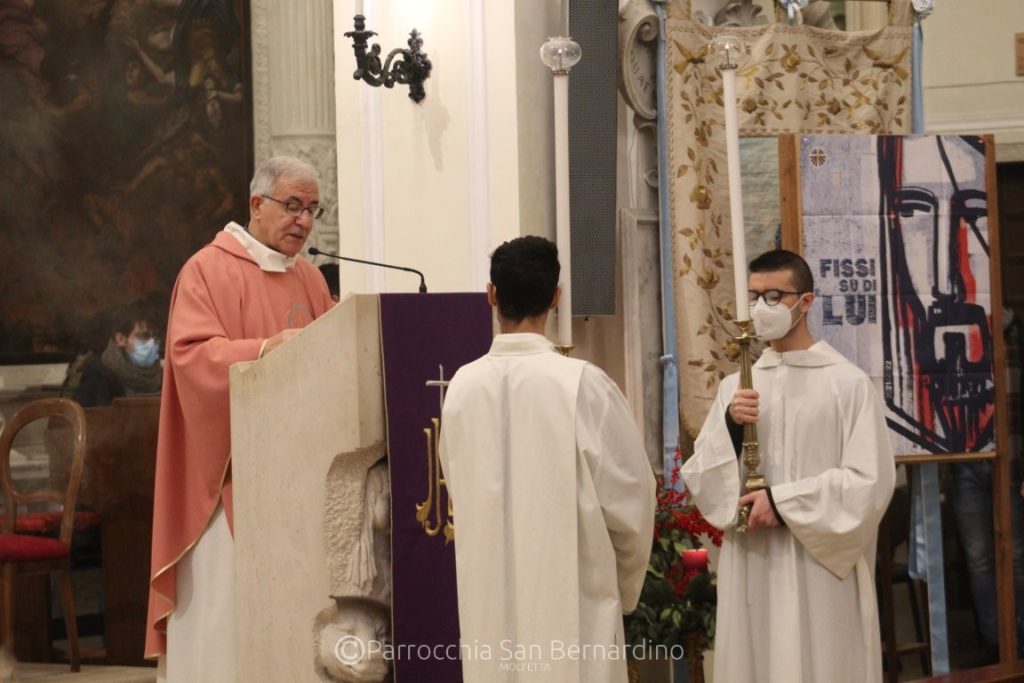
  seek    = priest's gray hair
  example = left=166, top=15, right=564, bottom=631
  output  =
left=249, top=156, right=320, bottom=198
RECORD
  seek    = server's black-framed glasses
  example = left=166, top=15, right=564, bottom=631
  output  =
left=748, top=289, right=805, bottom=307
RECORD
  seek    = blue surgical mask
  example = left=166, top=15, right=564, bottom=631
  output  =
left=128, top=337, right=160, bottom=368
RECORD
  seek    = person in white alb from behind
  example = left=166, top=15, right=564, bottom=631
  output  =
left=439, top=236, right=656, bottom=682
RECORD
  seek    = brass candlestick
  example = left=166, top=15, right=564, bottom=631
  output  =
left=734, top=319, right=765, bottom=533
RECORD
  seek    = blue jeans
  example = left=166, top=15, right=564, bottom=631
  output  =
left=952, top=461, right=1024, bottom=654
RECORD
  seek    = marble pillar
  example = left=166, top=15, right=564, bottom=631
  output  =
left=251, top=0, right=340, bottom=256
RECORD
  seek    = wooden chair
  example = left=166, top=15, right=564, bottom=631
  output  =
left=0, top=398, right=87, bottom=671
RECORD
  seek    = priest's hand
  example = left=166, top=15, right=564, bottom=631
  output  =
left=738, top=490, right=778, bottom=530
left=261, top=328, right=303, bottom=357
left=729, top=388, right=759, bottom=424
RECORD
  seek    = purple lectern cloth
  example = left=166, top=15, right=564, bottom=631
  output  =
left=380, top=293, right=491, bottom=682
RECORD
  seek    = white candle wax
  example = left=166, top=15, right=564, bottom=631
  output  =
left=553, top=73, right=572, bottom=346
left=355, top=0, right=364, bottom=15
left=721, top=66, right=748, bottom=322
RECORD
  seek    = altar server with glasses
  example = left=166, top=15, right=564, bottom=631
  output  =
left=682, top=249, right=895, bottom=683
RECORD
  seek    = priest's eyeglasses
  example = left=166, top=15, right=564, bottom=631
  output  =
left=261, top=194, right=325, bottom=219
left=748, top=289, right=804, bottom=307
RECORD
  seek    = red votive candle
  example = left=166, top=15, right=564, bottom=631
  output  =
left=681, top=548, right=708, bottom=571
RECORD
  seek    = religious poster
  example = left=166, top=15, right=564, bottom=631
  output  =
left=0, top=0, right=251, bottom=363
left=797, top=135, right=995, bottom=457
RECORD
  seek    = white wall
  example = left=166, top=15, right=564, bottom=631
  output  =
left=923, top=0, right=1024, bottom=160
left=514, top=1, right=563, bottom=243
left=332, top=0, right=561, bottom=295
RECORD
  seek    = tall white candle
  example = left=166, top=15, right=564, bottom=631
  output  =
left=721, top=66, right=748, bottom=322
left=553, top=73, right=572, bottom=346
left=355, top=0, right=364, bottom=15
left=540, top=37, right=581, bottom=346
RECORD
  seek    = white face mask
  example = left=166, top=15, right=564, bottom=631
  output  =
left=750, top=296, right=806, bottom=341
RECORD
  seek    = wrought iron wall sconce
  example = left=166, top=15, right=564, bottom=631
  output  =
left=344, top=15, right=432, bottom=103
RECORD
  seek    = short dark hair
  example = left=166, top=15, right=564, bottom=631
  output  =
left=112, top=301, right=162, bottom=338
left=489, top=236, right=560, bottom=322
left=748, top=249, right=814, bottom=293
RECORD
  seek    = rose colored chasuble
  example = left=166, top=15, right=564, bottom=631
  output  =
left=145, top=224, right=334, bottom=657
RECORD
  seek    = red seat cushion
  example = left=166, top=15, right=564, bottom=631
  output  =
left=37, top=511, right=102, bottom=532
left=3, top=511, right=102, bottom=534
left=72, top=510, right=102, bottom=529
left=13, top=516, right=48, bottom=534
left=0, top=534, right=71, bottom=562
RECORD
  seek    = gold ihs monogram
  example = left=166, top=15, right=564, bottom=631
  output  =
left=415, top=417, right=454, bottom=543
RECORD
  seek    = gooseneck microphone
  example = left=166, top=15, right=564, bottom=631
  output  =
left=308, top=247, right=428, bottom=293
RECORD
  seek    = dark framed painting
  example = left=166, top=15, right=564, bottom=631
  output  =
left=0, top=0, right=253, bottom=364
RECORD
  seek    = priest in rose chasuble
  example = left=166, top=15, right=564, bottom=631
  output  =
left=439, top=236, right=656, bottom=682
left=145, top=156, right=334, bottom=682
left=682, top=250, right=895, bottom=683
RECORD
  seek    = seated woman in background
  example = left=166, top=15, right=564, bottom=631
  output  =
left=72, top=301, right=163, bottom=407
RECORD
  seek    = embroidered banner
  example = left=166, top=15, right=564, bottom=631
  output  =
left=380, top=293, right=492, bottom=682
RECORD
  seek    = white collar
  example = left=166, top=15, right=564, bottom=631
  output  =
left=488, top=333, right=556, bottom=356
left=755, top=340, right=847, bottom=368
left=225, top=221, right=296, bottom=272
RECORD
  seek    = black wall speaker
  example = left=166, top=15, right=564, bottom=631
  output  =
left=568, top=0, right=619, bottom=316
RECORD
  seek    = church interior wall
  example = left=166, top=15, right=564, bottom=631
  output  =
left=513, top=0, right=562, bottom=246
left=813, top=0, right=1024, bottom=160
left=921, top=0, right=1024, bottom=161
left=331, top=0, right=529, bottom=296
left=325, top=0, right=636, bottom=389
left=332, top=0, right=472, bottom=294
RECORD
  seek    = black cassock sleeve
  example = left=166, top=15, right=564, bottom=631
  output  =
left=724, top=404, right=785, bottom=527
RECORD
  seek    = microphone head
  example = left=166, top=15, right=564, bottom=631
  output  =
left=308, top=246, right=320, bottom=256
